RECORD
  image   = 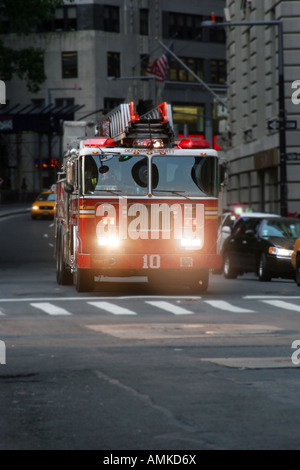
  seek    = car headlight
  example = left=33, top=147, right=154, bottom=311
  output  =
left=269, top=247, right=293, bottom=257
left=32, top=205, right=39, bottom=211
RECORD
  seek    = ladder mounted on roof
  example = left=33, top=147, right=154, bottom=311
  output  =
left=97, top=101, right=174, bottom=146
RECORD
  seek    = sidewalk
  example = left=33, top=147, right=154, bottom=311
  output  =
left=0, top=203, right=31, bottom=218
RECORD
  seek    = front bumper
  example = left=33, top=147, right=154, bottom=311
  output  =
left=77, top=253, right=221, bottom=273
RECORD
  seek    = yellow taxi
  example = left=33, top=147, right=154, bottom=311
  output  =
left=292, top=237, right=300, bottom=286
left=31, top=190, right=56, bottom=219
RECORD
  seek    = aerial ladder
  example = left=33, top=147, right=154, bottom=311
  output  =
left=97, top=101, right=175, bottom=147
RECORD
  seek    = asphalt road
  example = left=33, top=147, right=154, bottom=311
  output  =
left=0, top=213, right=300, bottom=451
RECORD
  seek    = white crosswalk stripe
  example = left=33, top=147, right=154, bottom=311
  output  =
left=88, top=301, right=136, bottom=315
left=0, top=297, right=299, bottom=318
left=261, top=300, right=300, bottom=313
left=30, top=302, right=72, bottom=316
left=204, top=300, right=255, bottom=313
left=145, top=300, right=194, bottom=315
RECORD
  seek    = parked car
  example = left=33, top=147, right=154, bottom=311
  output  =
left=218, top=211, right=280, bottom=255
left=222, top=216, right=300, bottom=281
left=292, top=237, right=300, bottom=286
left=31, top=190, right=56, bottom=219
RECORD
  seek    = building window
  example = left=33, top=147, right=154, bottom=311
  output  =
left=169, top=57, right=204, bottom=82
left=62, top=52, right=78, bottom=79
left=103, top=6, right=119, bottom=32
left=107, top=52, right=120, bottom=78
left=210, top=60, right=226, bottom=84
left=140, top=9, right=149, bottom=35
left=163, top=12, right=203, bottom=40
left=172, top=104, right=205, bottom=135
left=104, top=97, right=124, bottom=113
left=55, top=98, right=75, bottom=108
left=38, top=5, right=77, bottom=32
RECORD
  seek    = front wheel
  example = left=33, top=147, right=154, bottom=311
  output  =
left=56, top=232, right=73, bottom=285
left=223, top=253, right=237, bottom=279
left=258, top=253, right=272, bottom=282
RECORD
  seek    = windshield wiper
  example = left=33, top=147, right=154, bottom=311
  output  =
left=152, top=189, right=193, bottom=201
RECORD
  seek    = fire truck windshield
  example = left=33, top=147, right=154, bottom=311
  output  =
left=152, top=155, right=219, bottom=197
left=83, top=154, right=148, bottom=196
left=83, top=154, right=219, bottom=197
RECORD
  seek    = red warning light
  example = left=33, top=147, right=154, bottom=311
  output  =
left=178, top=138, right=211, bottom=149
left=84, top=138, right=117, bottom=148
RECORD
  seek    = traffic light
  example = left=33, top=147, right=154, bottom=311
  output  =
left=35, top=158, right=58, bottom=169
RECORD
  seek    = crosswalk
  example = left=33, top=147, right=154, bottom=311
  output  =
left=0, top=296, right=299, bottom=317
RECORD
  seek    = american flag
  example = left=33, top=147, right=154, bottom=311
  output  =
left=146, top=43, right=173, bottom=83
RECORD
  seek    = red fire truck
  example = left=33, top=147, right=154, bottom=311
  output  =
left=55, top=102, right=221, bottom=292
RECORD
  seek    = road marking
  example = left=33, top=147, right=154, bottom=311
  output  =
left=88, top=301, right=136, bottom=315
left=204, top=300, right=255, bottom=313
left=145, top=301, right=194, bottom=315
left=0, top=295, right=201, bottom=303
left=244, top=295, right=300, bottom=299
left=261, top=300, right=300, bottom=313
left=30, top=302, right=72, bottom=316
left=0, top=308, right=5, bottom=316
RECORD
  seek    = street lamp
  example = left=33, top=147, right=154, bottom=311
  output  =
left=201, top=20, right=287, bottom=216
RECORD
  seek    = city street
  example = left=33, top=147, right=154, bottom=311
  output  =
left=0, top=212, right=300, bottom=450
left=2, top=0, right=300, bottom=456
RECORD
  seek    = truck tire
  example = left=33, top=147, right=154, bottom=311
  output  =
left=223, top=253, right=238, bottom=279
left=296, top=255, right=300, bottom=287
left=56, top=231, right=73, bottom=285
left=258, top=253, right=272, bottom=282
left=75, top=268, right=94, bottom=292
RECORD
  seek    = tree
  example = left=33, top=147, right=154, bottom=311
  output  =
left=0, top=0, right=66, bottom=93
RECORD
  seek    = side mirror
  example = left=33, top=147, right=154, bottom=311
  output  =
left=65, top=183, right=74, bottom=194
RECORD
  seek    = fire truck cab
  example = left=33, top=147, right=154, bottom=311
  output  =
left=55, top=102, right=221, bottom=292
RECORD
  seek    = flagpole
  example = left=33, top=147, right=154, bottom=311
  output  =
left=158, top=40, right=227, bottom=108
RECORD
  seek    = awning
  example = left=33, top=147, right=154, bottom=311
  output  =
left=0, top=102, right=85, bottom=133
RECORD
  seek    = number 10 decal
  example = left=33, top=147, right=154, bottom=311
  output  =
left=142, top=254, right=161, bottom=269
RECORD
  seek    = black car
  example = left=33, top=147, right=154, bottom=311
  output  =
left=222, top=216, right=300, bottom=281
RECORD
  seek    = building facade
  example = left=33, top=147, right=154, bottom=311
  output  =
left=225, top=0, right=300, bottom=216
left=0, top=0, right=226, bottom=195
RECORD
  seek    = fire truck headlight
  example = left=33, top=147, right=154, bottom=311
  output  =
left=97, top=236, right=120, bottom=248
left=180, top=238, right=202, bottom=249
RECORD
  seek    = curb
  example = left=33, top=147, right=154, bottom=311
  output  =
left=0, top=207, right=31, bottom=218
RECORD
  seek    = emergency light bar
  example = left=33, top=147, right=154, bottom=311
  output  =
left=178, top=138, right=211, bottom=149
left=84, top=138, right=117, bottom=148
